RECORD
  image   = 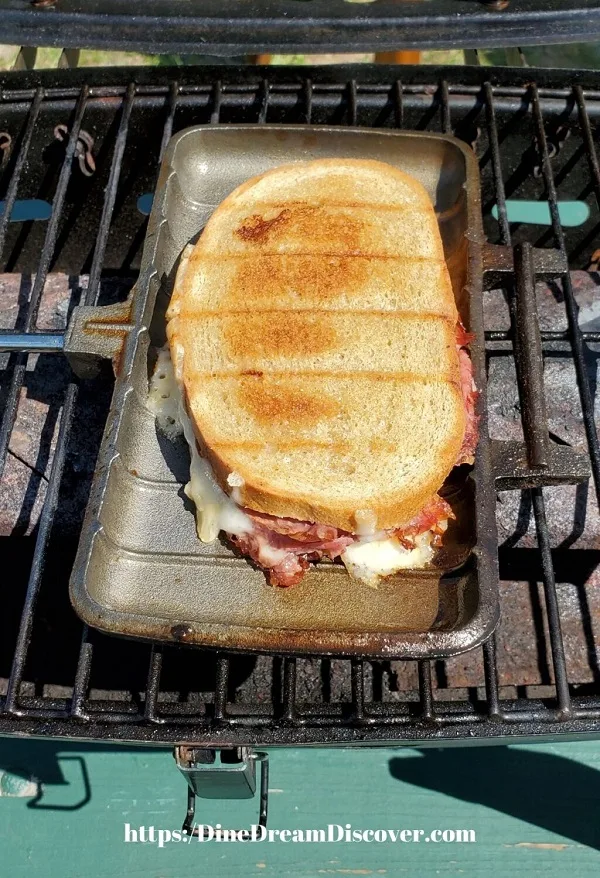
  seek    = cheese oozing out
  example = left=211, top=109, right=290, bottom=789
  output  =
left=147, top=347, right=252, bottom=542
left=148, top=348, right=440, bottom=582
left=353, top=508, right=379, bottom=538
left=341, top=531, right=435, bottom=587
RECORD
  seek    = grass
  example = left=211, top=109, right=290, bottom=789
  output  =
left=4, top=45, right=600, bottom=71
left=0, top=46, right=470, bottom=71
left=0, top=46, right=159, bottom=70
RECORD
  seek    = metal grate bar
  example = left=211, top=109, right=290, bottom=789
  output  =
left=482, top=637, right=501, bottom=717
left=393, top=80, right=403, bottom=129
left=486, top=329, right=600, bottom=343
left=210, top=80, right=222, bottom=125
left=530, top=83, right=600, bottom=508
left=304, top=78, right=312, bottom=124
left=4, top=382, right=78, bottom=713
left=531, top=488, right=571, bottom=713
left=86, top=81, right=135, bottom=307
left=144, top=646, right=163, bottom=722
left=439, top=80, right=451, bottom=134
left=3, top=698, right=596, bottom=730
left=482, top=80, right=518, bottom=724
left=282, top=658, right=297, bottom=722
left=418, top=661, right=435, bottom=719
left=258, top=78, right=270, bottom=124
left=159, top=81, right=179, bottom=162
left=351, top=659, right=365, bottom=721
left=214, top=655, right=229, bottom=721
left=483, top=81, right=510, bottom=245
left=348, top=80, right=357, bottom=126
left=70, top=635, right=93, bottom=719
left=0, top=86, right=88, bottom=480
left=0, top=87, right=43, bottom=259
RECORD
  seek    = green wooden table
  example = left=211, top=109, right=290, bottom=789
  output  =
left=1, top=737, right=599, bottom=876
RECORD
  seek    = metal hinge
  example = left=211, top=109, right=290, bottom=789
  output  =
left=0, top=299, right=134, bottom=379
left=174, top=746, right=269, bottom=840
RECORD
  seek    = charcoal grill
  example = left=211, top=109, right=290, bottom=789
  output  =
left=3, top=35, right=600, bottom=827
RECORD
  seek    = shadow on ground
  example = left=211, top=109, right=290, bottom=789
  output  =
left=0, top=739, right=152, bottom=811
left=390, top=746, right=600, bottom=850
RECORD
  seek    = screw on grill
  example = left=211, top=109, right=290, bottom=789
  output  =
left=53, top=124, right=96, bottom=176
left=30, top=0, right=57, bottom=7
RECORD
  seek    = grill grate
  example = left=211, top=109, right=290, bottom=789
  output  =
left=2, top=65, right=600, bottom=744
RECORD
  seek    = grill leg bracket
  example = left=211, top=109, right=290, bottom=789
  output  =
left=174, top=746, right=269, bottom=839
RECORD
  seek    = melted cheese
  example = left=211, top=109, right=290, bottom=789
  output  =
left=148, top=348, right=439, bottom=579
left=341, top=532, right=435, bottom=587
left=354, top=508, right=378, bottom=537
left=148, top=347, right=252, bottom=542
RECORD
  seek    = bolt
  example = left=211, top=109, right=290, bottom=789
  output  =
left=171, top=624, right=194, bottom=642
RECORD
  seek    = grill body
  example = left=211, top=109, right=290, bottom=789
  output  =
left=3, top=1, right=600, bottom=55
left=1, top=65, right=600, bottom=745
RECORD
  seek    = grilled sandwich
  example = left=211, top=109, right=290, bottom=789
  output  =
left=151, top=158, right=478, bottom=586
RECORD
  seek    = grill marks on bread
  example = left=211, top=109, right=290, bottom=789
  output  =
left=235, top=208, right=295, bottom=243
left=236, top=379, right=340, bottom=427
left=232, top=253, right=370, bottom=306
left=234, top=202, right=364, bottom=253
left=188, top=375, right=463, bottom=447
left=178, top=312, right=458, bottom=378
left=166, top=159, right=466, bottom=531
left=223, top=311, right=337, bottom=360
left=205, top=203, right=441, bottom=258
left=186, top=255, right=456, bottom=316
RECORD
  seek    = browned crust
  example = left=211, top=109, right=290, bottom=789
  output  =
left=235, top=380, right=340, bottom=426
left=200, top=383, right=465, bottom=533
left=186, top=371, right=461, bottom=382
left=168, top=158, right=466, bottom=532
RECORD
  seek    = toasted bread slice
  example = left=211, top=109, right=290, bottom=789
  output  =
left=167, top=158, right=465, bottom=533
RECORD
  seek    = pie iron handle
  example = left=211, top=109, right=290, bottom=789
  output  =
left=0, top=296, right=134, bottom=380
